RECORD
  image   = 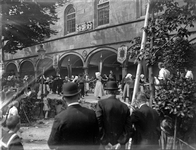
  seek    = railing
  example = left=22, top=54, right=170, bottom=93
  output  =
left=160, top=130, right=196, bottom=150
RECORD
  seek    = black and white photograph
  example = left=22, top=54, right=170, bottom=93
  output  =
left=0, top=0, right=196, bottom=149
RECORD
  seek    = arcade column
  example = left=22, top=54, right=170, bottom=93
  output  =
left=83, top=66, right=88, bottom=75
left=122, top=62, right=128, bottom=78
left=35, top=69, right=38, bottom=80
left=54, top=67, right=60, bottom=76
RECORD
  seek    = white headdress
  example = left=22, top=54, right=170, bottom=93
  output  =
left=95, top=72, right=101, bottom=78
left=140, top=74, right=144, bottom=78
left=125, top=73, right=132, bottom=79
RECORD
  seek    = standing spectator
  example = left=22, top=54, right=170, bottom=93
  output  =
left=84, top=74, right=90, bottom=96
left=37, top=77, right=48, bottom=100
left=158, top=62, right=170, bottom=83
left=185, top=68, right=194, bottom=80
left=108, top=70, right=116, bottom=81
left=64, top=76, right=69, bottom=83
left=139, top=74, right=147, bottom=93
left=70, top=75, right=75, bottom=82
left=95, top=81, right=131, bottom=149
left=43, top=96, right=50, bottom=120
left=160, top=117, right=174, bottom=150
left=0, top=115, right=24, bottom=150
left=122, top=73, right=134, bottom=103
left=94, top=72, right=105, bottom=100
left=1, top=100, right=20, bottom=131
left=129, top=92, right=161, bottom=150
left=77, top=74, right=85, bottom=99
left=56, top=75, right=63, bottom=95
left=33, top=80, right=40, bottom=96
left=48, top=82, right=99, bottom=150
left=7, top=101, right=20, bottom=119
left=52, top=76, right=58, bottom=94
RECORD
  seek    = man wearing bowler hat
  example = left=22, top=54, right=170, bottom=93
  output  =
left=95, top=81, right=132, bottom=149
left=48, top=82, right=99, bottom=150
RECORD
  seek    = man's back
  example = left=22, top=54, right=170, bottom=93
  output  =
left=48, top=104, right=99, bottom=149
left=139, top=105, right=160, bottom=141
left=131, top=104, right=160, bottom=149
left=96, top=96, right=130, bottom=145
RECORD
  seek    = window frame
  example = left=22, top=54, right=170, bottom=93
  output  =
left=64, top=5, right=76, bottom=35
left=97, top=1, right=109, bottom=26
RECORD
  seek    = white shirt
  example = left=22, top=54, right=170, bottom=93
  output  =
left=185, top=70, right=193, bottom=80
left=8, top=106, right=18, bottom=118
left=158, top=68, right=170, bottom=80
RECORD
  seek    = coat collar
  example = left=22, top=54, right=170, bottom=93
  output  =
left=68, top=102, right=80, bottom=107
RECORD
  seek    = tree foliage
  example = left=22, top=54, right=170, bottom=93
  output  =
left=153, top=76, right=196, bottom=139
left=130, top=0, right=196, bottom=142
left=0, top=0, right=67, bottom=53
left=130, top=0, right=196, bottom=71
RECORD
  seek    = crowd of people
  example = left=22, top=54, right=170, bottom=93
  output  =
left=48, top=81, right=161, bottom=150
left=0, top=61, right=194, bottom=150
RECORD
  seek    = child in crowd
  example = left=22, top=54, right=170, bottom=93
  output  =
left=0, top=115, right=24, bottom=150
left=43, top=95, right=50, bottom=120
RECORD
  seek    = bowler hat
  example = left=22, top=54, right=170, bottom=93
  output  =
left=104, top=81, right=119, bottom=90
left=62, top=82, right=81, bottom=96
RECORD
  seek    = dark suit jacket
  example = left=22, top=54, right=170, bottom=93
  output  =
left=130, top=104, right=161, bottom=149
left=48, top=104, right=99, bottom=150
left=96, top=95, right=131, bottom=145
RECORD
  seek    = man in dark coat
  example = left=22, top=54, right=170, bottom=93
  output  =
left=130, top=92, right=161, bottom=150
left=48, top=82, right=99, bottom=150
left=56, top=75, right=63, bottom=95
left=95, top=81, right=131, bottom=149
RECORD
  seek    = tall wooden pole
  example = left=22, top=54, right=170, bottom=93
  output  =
left=131, top=0, right=151, bottom=104
left=149, top=7, right=155, bottom=107
left=0, top=1, right=4, bottom=147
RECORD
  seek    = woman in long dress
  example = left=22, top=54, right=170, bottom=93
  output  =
left=94, top=72, right=105, bottom=100
left=122, top=73, right=134, bottom=103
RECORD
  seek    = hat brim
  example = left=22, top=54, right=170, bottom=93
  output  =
left=63, top=89, right=81, bottom=97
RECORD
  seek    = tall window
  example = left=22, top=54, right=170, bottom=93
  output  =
left=97, top=1, right=109, bottom=26
left=66, top=6, right=76, bottom=34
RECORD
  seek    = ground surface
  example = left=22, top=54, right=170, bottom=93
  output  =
left=21, top=93, right=122, bottom=150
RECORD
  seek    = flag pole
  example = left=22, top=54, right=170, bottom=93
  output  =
left=131, top=0, right=151, bottom=104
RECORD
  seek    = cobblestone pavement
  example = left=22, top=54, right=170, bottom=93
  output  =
left=22, top=93, right=123, bottom=150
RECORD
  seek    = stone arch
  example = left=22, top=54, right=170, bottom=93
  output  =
left=19, top=60, right=35, bottom=78
left=5, top=62, right=18, bottom=76
left=59, top=52, right=84, bottom=78
left=86, top=46, right=122, bottom=80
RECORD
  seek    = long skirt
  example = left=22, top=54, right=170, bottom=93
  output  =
left=94, top=80, right=105, bottom=99
left=123, top=84, right=133, bottom=103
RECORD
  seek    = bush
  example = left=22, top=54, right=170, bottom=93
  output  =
left=153, top=75, right=196, bottom=140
